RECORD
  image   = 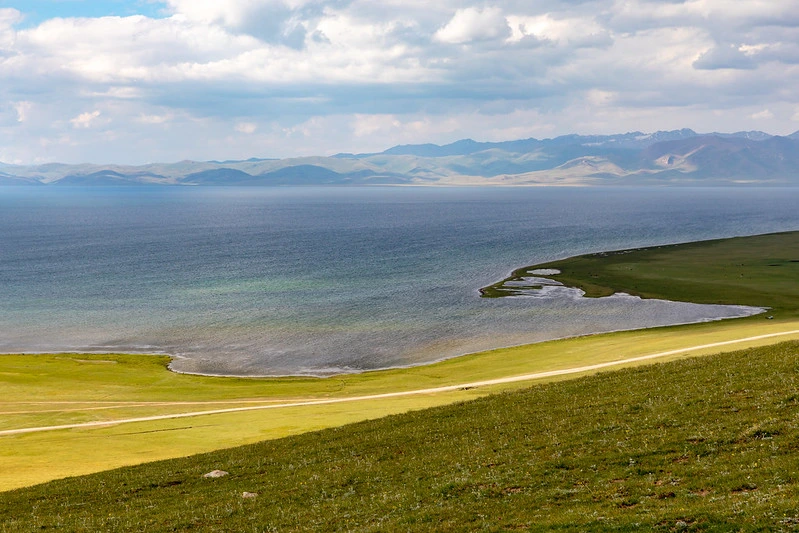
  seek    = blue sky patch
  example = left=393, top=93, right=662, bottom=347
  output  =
left=1, top=0, right=168, bottom=27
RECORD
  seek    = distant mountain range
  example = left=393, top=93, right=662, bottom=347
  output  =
left=2, top=129, right=799, bottom=186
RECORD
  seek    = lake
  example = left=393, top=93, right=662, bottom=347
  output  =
left=1, top=186, right=797, bottom=376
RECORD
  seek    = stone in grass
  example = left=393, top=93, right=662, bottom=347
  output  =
left=203, top=470, right=229, bottom=479
left=242, top=492, right=258, bottom=499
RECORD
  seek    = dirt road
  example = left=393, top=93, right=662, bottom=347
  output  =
left=3, top=329, right=798, bottom=437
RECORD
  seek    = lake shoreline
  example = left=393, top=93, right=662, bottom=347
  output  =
left=2, top=188, right=798, bottom=376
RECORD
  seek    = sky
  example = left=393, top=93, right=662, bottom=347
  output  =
left=0, top=0, right=798, bottom=165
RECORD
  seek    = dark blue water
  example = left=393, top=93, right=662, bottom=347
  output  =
left=1, top=186, right=796, bottom=375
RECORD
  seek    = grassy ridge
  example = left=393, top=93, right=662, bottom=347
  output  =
left=2, top=341, right=799, bottom=531
left=482, top=231, right=799, bottom=317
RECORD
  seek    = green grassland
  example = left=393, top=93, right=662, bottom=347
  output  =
left=2, top=341, right=799, bottom=531
left=1, top=230, right=799, bottom=527
left=4, top=319, right=798, bottom=492
left=482, top=231, right=799, bottom=319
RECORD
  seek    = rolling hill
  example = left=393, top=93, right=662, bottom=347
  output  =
left=1, top=129, right=798, bottom=187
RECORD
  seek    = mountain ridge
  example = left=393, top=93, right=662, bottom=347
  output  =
left=2, top=129, right=798, bottom=186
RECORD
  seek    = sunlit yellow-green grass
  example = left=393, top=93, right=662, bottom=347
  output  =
left=3, top=317, right=799, bottom=491
left=2, top=230, right=799, bottom=492
left=4, top=341, right=799, bottom=531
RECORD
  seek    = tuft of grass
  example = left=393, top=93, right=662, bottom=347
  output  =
left=2, top=341, right=799, bottom=531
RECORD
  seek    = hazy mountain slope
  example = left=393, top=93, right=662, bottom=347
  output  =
left=0, top=173, right=42, bottom=185
left=641, top=135, right=799, bottom=182
left=182, top=168, right=255, bottom=184
left=53, top=170, right=169, bottom=186
left=1, top=129, right=797, bottom=186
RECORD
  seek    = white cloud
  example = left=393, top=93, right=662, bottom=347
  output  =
left=751, top=109, right=773, bottom=120
left=683, top=0, right=799, bottom=24
left=738, top=43, right=768, bottom=56
left=164, top=0, right=257, bottom=27
left=5, top=10, right=434, bottom=87
left=435, top=7, right=509, bottom=44
left=13, top=101, right=32, bottom=122
left=693, top=44, right=757, bottom=70
left=350, top=114, right=460, bottom=141
left=136, top=113, right=173, bottom=125
left=0, top=8, right=21, bottom=50
left=506, top=14, right=607, bottom=46
left=70, top=110, right=102, bottom=129
left=352, top=114, right=403, bottom=137
left=235, top=122, right=258, bottom=133
left=585, top=90, right=617, bottom=107
left=1, top=0, right=799, bottom=164
left=84, top=87, right=145, bottom=99
left=164, top=0, right=321, bottom=28
left=17, top=15, right=261, bottom=84
left=163, top=0, right=325, bottom=47
left=0, top=7, right=22, bottom=28
left=608, top=0, right=799, bottom=32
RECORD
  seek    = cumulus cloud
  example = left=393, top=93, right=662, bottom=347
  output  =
left=70, top=110, right=102, bottom=128
left=693, top=43, right=758, bottom=70
left=13, top=101, right=31, bottom=122
left=18, top=15, right=261, bottom=84
left=163, top=0, right=324, bottom=47
left=435, top=6, right=510, bottom=44
left=0, top=7, right=21, bottom=28
left=0, top=8, right=21, bottom=54
left=136, top=113, right=173, bottom=124
left=507, top=14, right=608, bottom=47
left=1, top=0, right=799, bottom=164
left=750, top=109, right=773, bottom=120
left=235, top=122, right=258, bottom=133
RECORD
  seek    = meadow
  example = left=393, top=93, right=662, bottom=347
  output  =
left=2, top=341, right=799, bottom=531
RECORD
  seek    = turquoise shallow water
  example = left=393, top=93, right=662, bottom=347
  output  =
left=1, top=186, right=797, bottom=376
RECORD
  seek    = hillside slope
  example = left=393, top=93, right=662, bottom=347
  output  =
left=2, top=129, right=798, bottom=186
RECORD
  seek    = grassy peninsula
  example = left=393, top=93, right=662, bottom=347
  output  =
left=2, top=231, right=799, bottom=530
left=481, top=231, right=799, bottom=319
